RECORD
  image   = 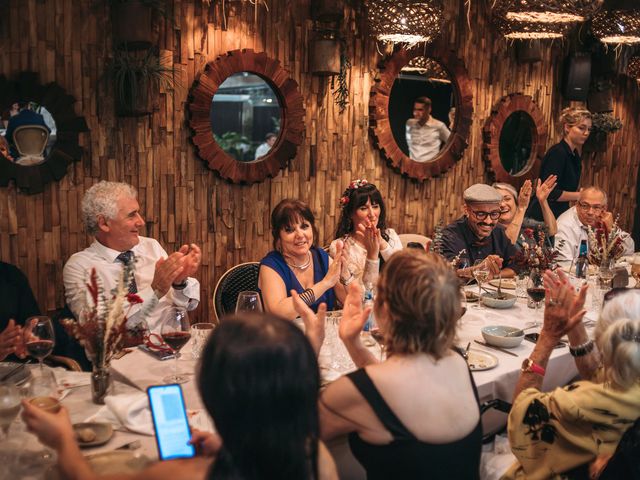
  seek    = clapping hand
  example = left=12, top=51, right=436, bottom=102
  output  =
left=517, top=180, right=533, bottom=209
left=542, top=269, right=587, bottom=340
left=325, top=240, right=346, bottom=287
left=174, top=243, right=202, bottom=284
left=339, top=282, right=371, bottom=344
left=291, top=290, right=326, bottom=355
left=536, top=175, right=557, bottom=203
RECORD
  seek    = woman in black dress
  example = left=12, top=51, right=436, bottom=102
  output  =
left=527, top=107, right=592, bottom=221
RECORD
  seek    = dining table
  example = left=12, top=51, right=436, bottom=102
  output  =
left=1, top=281, right=604, bottom=480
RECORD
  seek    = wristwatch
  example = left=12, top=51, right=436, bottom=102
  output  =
left=521, top=358, right=545, bottom=376
left=172, top=280, right=188, bottom=290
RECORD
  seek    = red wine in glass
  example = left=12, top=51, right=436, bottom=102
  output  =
left=25, top=339, right=54, bottom=360
left=526, top=287, right=546, bottom=303
left=161, top=331, right=191, bottom=352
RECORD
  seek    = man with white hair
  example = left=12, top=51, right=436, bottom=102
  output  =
left=555, top=186, right=634, bottom=267
left=63, top=181, right=201, bottom=332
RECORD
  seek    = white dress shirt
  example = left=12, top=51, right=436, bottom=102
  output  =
left=329, top=229, right=402, bottom=287
left=63, top=236, right=200, bottom=332
left=406, top=117, right=451, bottom=163
left=555, top=207, right=635, bottom=267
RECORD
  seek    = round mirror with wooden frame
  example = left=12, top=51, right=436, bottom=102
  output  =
left=369, top=47, right=473, bottom=181
left=188, top=49, right=305, bottom=184
left=0, top=72, right=88, bottom=194
left=482, top=93, right=547, bottom=186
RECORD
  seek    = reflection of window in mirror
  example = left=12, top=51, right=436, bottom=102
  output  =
left=210, top=72, right=282, bottom=162
left=499, top=111, right=534, bottom=176
left=389, top=58, right=454, bottom=163
left=3, top=100, right=57, bottom=166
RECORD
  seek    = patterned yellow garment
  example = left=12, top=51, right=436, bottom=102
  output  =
left=502, top=381, right=640, bottom=480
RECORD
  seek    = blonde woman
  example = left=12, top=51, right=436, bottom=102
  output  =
left=527, top=107, right=592, bottom=221
left=504, top=272, right=640, bottom=479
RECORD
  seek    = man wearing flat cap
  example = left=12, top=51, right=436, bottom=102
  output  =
left=441, top=184, right=518, bottom=279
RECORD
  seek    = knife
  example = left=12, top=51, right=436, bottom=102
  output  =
left=474, top=340, right=519, bottom=357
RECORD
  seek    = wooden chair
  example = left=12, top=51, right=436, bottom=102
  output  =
left=213, top=262, right=261, bottom=321
left=12, top=125, right=49, bottom=165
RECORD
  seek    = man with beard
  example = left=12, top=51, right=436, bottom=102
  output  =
left=441, top=184, right=518, bottom=279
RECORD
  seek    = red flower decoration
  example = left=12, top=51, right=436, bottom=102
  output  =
left=126, top=293, right=143, bottom=305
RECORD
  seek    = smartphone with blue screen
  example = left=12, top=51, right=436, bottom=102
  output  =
left=147, top=384, right=196, bottom=461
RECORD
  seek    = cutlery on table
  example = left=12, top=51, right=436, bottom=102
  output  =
left=0, top=363, right=25, bottom=382
left=474, top=340, right=519, bottom=357
left=504, top=325, right=538, bottom=337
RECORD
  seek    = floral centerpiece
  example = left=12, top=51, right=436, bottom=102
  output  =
left=61, top=263, right=143, bottom=403
left=587, top=219, right=626, bottom=266
left=514, top=227, right=563, bottom=274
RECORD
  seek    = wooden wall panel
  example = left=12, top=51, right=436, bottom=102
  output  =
left=0, top=0, right=638, bottom=323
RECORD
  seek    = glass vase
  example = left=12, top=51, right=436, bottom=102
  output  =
left=91, top=365, right=111, bottom=405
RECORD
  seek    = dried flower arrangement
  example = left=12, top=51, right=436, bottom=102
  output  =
left=61, top=263, right=145, bottom=368
left=514, top=227, right=563, bottom=273
left=587, top=220, right=626, bottom=265
left=590, top=112, right=623, bottom=134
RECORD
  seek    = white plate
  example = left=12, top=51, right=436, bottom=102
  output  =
left=466, top=349, right=499, bottom=371
left=73, top=422, right=113, bottom=448
left=488, top=279, right=516, bottom=290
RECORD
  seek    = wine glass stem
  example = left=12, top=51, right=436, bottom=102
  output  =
left=478, top=282, right=482, bottom=306
left=174, top=352, right=179, bottom=380
left=39, top=359, right=44, bottom=372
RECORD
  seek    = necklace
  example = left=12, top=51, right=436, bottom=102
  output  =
left=285, top=251, right=312, bottom=271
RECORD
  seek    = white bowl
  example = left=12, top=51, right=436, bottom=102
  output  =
left=481, top=325, right=524, bottom=348
left=481, top=291, right=517, bottom=309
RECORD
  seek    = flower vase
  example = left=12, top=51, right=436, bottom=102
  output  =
left=91, top=365, right=111, bottom=404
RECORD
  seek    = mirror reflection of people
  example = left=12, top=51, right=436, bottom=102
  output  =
left=527, top=107, right=592, bottom=221
left=254, top=132, right=277, bottom=160
left=5, top=100, right=50, bottom=158
left=405, top=97, right=451, bottom=163
left=0, top=135, right=14, bottom=162
left=448, top=107, right=456, bottom=128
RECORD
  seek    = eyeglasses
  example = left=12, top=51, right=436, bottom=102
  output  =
left=469, top=209, right=501, bottom=220
left=577, top=202, right=605, bottom=213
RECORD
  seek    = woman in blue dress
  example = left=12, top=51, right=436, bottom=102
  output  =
left=259, top=199, right=347, bottom=319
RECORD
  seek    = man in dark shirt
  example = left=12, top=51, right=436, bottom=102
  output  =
left=441, top=184, right=518, bottom=279
left=5, top=101, right=50, bottom=158
left=0, top=261, right=39, bottom=360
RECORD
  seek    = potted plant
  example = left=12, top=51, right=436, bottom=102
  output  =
left=584, top=112, right=622, bottom=153
left=108, top=48, right=176, bottom=117
left=110, top=0, right=169, bottom=50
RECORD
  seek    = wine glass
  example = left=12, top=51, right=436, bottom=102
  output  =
left=23, top=316, right=55, bottom=372
left=598, top=258, right=615, bottom=291
left=235, top=291, right=263, bottom=313
left=161, top=307, right=191, bottom=384
left=0, top=383, right=21, bottom=438
left=631, top=254, right=640, bottom=289
left=526, top=270, right=545, bottom=327
left=472, top=260, right=490, bottom=310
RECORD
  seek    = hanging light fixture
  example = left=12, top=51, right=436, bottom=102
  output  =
left=366, top=0, right=444, bottom=47
left=401, top=57, right=451, bottom=82
left=627, top=55, right=640, bottom=81
left=592, top=2, right=640, bottom=45
left=491, top=0, right=603, bottom=39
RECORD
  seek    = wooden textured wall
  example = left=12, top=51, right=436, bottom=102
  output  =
left=0, top=0, right=638, bottom=323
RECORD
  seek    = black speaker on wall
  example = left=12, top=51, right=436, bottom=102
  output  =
left=562, top=53, right=591, bottom=101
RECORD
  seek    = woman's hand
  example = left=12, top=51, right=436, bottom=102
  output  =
left=542, top=269, right=587, bottom=340
left=21, top=401, right=75, bottom=450
left=339, top=282, right=370, bottom=344
left=536, top=175, right=557, bottom=204
left=190, top=428, right=222, bottom=457
left=0, top=320, right=23, bottom=361
left=517, top=179, right=533, bottom=209
left=292, top=290, right=326, bottom=355
left=355, top=222, right=380, bottom=260
left=323, top=242, right=345, bottom=288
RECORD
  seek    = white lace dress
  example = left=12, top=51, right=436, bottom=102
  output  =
left=329, top=228, right=402, bottom=287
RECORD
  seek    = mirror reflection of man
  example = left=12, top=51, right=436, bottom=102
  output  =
left=254, top=132, right=277, bottom=160
left=405, top=96, right=451, bottom=163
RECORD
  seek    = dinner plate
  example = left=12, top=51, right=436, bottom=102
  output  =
left=466, top=349, right=499, bottom=371
left=47, top=451, right=151, bottom=479
left=488, top=279, right=516, bottom=290
left=73, top=422, right=113, bottom=448
left=0, top=362, right=31, bottom=385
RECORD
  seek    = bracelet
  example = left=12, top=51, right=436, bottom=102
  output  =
left=569, top=339, right=595, bottom=357
left=340, top=274, right=354, bottom=286
left=172, top=280, right=188, bottom=290
left=299, top=288, right=316, bottom=306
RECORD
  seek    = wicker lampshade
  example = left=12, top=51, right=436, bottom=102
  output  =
left=592, top=9, right=640, bottom=45
left=627, top=56, right=640, bottom=80
left=366, top=0, right=444, bottom=46
left=491, top=0, right=602, bottom=39
left=401, top=57, right=450, bottom=82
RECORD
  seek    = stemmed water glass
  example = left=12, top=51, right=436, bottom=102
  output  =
left=598, top=258, right=615, bottom=291
left=526, top=270, right=545, bottom=327
left=235, top=291, right=263, bottom=313
left=0, top=383, right=21, bottom=438
left=23, top=316, right=55, bottom=372
left=161, top=307, right=191, bottom=384
left=472, top=260, right=490, bottom=310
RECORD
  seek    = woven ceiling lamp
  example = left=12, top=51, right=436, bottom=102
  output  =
left=366, top=0, right=444, bottom=47
left=491, top=0, right=603, bottom=39
left=627, top=55, right=640, bottom=81
left=592, top=0, right=640, bottom=45
left=401, top=57, right=451, bottom=82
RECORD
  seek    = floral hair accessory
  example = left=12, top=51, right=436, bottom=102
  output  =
left=339, top=179, right=369, bottom=208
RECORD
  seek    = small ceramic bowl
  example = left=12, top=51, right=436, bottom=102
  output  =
left=481, top=291, right=517, bottom=309
left=481, top=325, right=524, bottom=348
